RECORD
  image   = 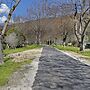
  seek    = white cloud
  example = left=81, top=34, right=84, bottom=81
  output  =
left=0, top=4, right=10, bottom=14
left=0, top=16, right=7, bottom=23
left=0, top=4, right=14, bottom=23
left=0, top=4, right=14, bottom=24
left=0, top=16, right=14, bottom=23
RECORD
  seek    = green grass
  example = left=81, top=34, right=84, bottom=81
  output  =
left=80, top=51, right=90, bottom=57
left=54, top=45, right=90, bottom=58
left=54, top=45, right=79, bottom=52
left=0, top=44, right=41, bottom=86
left=0, top=58, right=32, bottom=86
left=4, top=44, right=42, bottom=55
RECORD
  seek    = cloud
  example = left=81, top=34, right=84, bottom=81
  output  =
left=0, top=4, right=10, bottom=14
left=0, top=16, right=14, bottom=23
left=0, top=4, right=14, bottom=24
left=0, top=16, right=7, bottom=23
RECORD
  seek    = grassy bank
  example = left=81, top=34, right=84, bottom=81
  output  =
left=0, top=44, right=41, bottom=86
left=54, top=45, right=90, bottom=58
left=0, top=58, right=32, bottom=86
left=4, top=44, right=42, bottom=55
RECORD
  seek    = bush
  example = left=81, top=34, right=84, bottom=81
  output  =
left=5, top=32, right=25, bottom=49
left=5, top=33, right=18, bottom=48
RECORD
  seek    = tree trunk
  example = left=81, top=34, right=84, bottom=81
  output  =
left=0, top=35, right=4, bottom=64
left=39, top=31, right=41, bottom=45
left=79, top=41, right=84, bottom=51
left=63, top=42, right=66, bottom=46
left=79, top=35, right=85, bottom=51
left=62, top=32, right=68, bottom=46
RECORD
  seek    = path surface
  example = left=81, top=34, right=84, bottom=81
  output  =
left=32, top=46, right=90, bottom=90
left=1, top=46, right=90, bottom=90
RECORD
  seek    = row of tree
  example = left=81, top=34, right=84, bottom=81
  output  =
left=24, top=0, right=90, bottom=51
left=11, top=0, right=90, bottom=51
left=1, top=0, right=90, bottom=64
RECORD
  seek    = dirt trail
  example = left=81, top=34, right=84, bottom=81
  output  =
left=0, top=48, right=43, bottom=90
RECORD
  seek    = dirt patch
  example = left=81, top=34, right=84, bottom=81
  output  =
left=0, top=48, right=43, bottom=90
left=7, top=48, right=42, bottom=62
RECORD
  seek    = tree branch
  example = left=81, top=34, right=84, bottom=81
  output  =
left=1, top=0, right=21, bottom=36
left=74, top=3, right=77, bottom=19
left=82, top=18, right=90, bottom=35
left=82, top=7, right=90, bottom=17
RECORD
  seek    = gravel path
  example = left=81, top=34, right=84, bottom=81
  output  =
left=1, top=46, right=90, bottom=90
left=32, top=46, right=90, bottom=90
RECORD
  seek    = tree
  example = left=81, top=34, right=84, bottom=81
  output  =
left=27, top=0, right=45, bottom=45
left=0, top=0, right=21, bottom=64
left=74, top=0, right=90, bottom=51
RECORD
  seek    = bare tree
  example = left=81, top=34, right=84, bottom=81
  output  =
left=0, top=0, right=21, bottom=64
left=27, top=0, right=45, bottom=45
left=74, top=0, right=90, bottom=51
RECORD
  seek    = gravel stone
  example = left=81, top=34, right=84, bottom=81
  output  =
left=32, top=46, right=90, bottom=90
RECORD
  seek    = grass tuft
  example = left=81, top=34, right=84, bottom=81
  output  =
left=0, top=58, right=32, bottom=86
left=0, top=44, right=41, bottom=86
left=4, top=44, right=41, bottom=55
left=54, top=45, right=90, bottom=58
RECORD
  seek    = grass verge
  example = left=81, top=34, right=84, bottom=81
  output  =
left=0, top=44, right=41, bottom=86
left=54, top=45, right=90, bottom=58
left=0, top=58, right=32, bottom=86
left=4, top=44, right=42, bottom=55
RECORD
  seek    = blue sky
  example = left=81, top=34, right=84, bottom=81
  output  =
left=0, top=0, right=70, bottom=23
left=14, top=0, right=36, bottom=16
left=1, top=0, right=74, bottom=17
left=14, top=0, right=71, bottom=16
left=0, top=0, right=36, bottom=23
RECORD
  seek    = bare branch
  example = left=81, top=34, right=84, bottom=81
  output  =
left=74, top=3, right=77, bottom=19
left=1, top=0, right=21, bottom=36
left=82, top=7, right=90, bottom=17
left=82, top=18, right=90, bottom=35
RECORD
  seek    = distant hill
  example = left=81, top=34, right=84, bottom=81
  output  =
left=6, top=15, right=90, bottom=45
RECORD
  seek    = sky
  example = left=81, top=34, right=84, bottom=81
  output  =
left=14, top=0, right=35, bottom=16
left=0, top=0, right=71, bottom=23
left=14, top=0, right=69, bottom=16
left=0, top=3, right=10, bottom=23
left=0, top=0, right=35, bottom=23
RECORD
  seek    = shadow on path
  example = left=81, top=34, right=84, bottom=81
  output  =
left=32, top=46, right=90, bottom=90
